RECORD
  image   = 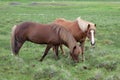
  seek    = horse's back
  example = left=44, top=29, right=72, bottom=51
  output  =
left=53, top=18, right=83, bottom=41
left=17, top=22, right=61, bottom=44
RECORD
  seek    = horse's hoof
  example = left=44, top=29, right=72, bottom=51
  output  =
left=62, top=53, right=66, bottom=56
left=39, top=59, right=43, bottom=62
left=55, top=57, right=60, bottom=60
left=82, top=59, right=85, bottom=62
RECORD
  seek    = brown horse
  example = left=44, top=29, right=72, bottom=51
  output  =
left=52, top=17, right=96, bottom=61
left=11, top=22, right=81, bottom=62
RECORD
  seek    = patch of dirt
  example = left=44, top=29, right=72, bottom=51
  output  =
left=29, top=2, right=68, bottom=6
left=9, top=2, right=21, bottom=6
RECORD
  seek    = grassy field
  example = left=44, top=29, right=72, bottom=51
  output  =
left=0, top=1, right=120, bottom=80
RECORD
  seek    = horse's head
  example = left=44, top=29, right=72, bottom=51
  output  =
left=70, top=45, right=81, bottom=63
left=77, top=17, right=96, bottom=48
left=87, top=24, right=96, bottom=47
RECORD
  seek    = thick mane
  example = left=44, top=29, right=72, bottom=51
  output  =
left=77, top=17, right=89, bottom=32
left=52, top=24, right=77, bottom=51
left=77, top=17, right=96, bottom=32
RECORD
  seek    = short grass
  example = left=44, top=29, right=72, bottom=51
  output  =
left=0, top=1, right=120, bottom=80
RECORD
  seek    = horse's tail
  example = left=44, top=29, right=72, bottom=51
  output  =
left=11, top=25, right=17, bottom=55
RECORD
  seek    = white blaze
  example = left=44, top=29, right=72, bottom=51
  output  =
left=90, top=30, right=95, bottom=44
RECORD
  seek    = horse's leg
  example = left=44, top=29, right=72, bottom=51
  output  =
left=54, top=46, right=59, bottom=60
left=80, top=42, right=85, bottom=62
left=60, top=45, right=65, bottom=55
left=52, top=46, right=59, bottom=59
left=40, top=44, right=52, bottom=61
left=52, top=46, right=55, bottom=53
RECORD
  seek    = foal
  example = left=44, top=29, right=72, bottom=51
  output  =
left=11, top=22, right=81, bottom=62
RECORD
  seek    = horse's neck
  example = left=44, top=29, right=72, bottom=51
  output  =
left=68, top=40, right=76, bottom=52
left=59, top=27, right=76, bottom=51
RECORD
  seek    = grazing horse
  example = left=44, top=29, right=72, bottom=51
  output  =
left=11, top=22, right=81, bottom=62
left=52, top=17, right=96, bottom=61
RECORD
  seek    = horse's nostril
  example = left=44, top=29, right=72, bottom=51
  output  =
left=91, top=42, right=96, bottom=48
left=91, top=42, right=95, bottom=46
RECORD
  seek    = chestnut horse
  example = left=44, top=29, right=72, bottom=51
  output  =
left=11, top=22, right=81, bottom=62
left=52, top=17, right=96, bottom=61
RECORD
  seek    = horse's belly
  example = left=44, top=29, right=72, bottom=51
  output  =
left=28, top=34, right=60, bottom=45
left=33, top=38, right=60, bottom=45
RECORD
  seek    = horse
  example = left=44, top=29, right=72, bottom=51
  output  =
left=51, top=17, right=96, bottom=61
left=11, top=22, right=81, bottom=62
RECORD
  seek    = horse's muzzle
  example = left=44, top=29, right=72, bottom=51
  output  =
left=91, top=42, right=95, bottom=48
left=74, top=59, right=79, bottom=63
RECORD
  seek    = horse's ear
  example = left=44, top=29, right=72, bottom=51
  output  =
left=94, top=24, right=96, bottom=27
left=73, top=46, right=76, bottom=50
left=87, top=24, right=90, bottom=30
left=72, top=46, right=76, bottom=53
left=70, top=46, right=76, bottom=55
left=88, top=24, right=90, bottom=29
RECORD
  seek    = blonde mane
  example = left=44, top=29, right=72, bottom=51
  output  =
left=77, top=17, right=89, bottom=32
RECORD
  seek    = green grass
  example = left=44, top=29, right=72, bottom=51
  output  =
left=0, top=1, right=120, bottom=80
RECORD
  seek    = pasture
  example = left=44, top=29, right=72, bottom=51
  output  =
left=0, top=1, right=120, bottom=80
